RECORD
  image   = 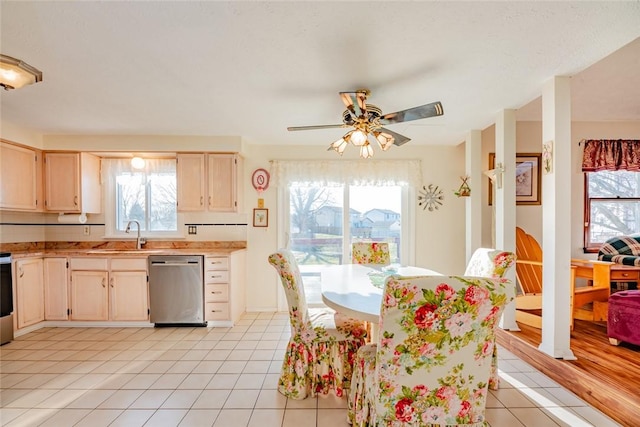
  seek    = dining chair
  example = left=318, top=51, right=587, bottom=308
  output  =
left=348, top=275, right=515, bottom=426
left=464, top=247, right=516, bottom=390
left=268, top=249, right=368, bottom=399
left=351, top=242, right=391, bottom=265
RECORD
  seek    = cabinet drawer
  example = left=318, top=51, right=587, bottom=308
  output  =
left=611, top=270, right=640, bottom=281
left=205, top=270, right=229, bottom=283
left=205, top=302, right=230, bottom=320
left=70, top=258, right=108, bottom=270
left=111, top=258, right=147, bottom=271
left=205, top=257, right=229, bottom=271
left=205, top=284, right=229, bottom=302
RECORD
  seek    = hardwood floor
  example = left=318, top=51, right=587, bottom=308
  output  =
left=497, top=320, right=640, bottom=427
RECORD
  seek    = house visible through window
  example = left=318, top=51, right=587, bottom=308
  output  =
left=103, top=158, right=178, bottom=236
left=584, top=170, right=640, bottom=251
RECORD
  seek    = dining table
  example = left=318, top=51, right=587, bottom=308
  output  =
left=320, top=263, right=440, bottom=340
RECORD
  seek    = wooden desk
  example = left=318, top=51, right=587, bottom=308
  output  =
left=571, top=260, right=640, bottom=322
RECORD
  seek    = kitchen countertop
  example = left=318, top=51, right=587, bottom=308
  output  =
left=4, top=241, right=247, bottom=259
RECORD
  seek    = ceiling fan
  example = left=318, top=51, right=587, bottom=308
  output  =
left=287, top=89, right=444, bottom=158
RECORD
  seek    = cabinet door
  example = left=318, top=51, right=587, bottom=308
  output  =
left=0, top=142, right=39, bottom=211
left=70, top=271, right=108, bottom=320
left=207, top=154, right=236, bottom=212
left=44, top=258, right=68, bottom=321
left=45, top=152, right=80, bottom=212
left=177, top=153, right=206, bottom=211
left=110, top=271, right=149, bottom=321
left=15, top=258, right=44, bottom=328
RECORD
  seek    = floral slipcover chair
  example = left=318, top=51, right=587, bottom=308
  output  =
left=348, top=275, right=515, bottom=426
left=352, top=242, right=391, bottom=265
left=464, top=248, right=517, bottom=390
left=268, top=250, right=368, bottom=399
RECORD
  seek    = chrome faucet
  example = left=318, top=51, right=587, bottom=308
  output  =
left=125, top=220, right=146, bottom=250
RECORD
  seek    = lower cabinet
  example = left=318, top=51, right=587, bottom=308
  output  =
left=44, top=258, right=69, bottom=320
left=110, top=270, right=148, bottom=321
left=69, top=257, right=149, bottom=322
left=204, top=250, right=246, bottom=325
left=70, top=270, right=108, bottom=321
left=15, top=258, right=44, bottom=328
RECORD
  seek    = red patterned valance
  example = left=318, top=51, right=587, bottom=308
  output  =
left=581, top=139, right=640, bottom=172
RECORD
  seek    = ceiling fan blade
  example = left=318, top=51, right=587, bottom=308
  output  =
left=379, top=101, right=444, bottom=125
left=287, top=124, right=347, bottom=131
left=379, top=127, right=411, bottom=146
left=339, top=90, right=368, bottom=117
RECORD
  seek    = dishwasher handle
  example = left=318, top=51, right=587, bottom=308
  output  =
left=150, top=260, right=200, bottom=266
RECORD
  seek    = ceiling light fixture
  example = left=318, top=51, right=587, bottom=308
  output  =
left=0, top=54, right=43, bottom=90
left=327, top=112, right=396, bottom=159
left=131, top=156, right=146, bottom=170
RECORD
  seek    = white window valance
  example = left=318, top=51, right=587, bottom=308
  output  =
left=269, top=160, right=422, bottom=187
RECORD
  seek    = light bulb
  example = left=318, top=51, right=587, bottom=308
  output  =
left=351, top=129, right=368, bottom=146
left=131, top=156, right=145, bottom=169
left=374, top=131, right=395, bottom=151
left=328, top=138, right=348, bottom=155
left=359, top=142, right=374, bottom=159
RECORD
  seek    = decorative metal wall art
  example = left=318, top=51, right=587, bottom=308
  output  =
left=418, top=184, right=444, bottom=211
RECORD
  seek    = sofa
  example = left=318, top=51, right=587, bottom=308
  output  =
left=598, top=235, right=640, bottom=267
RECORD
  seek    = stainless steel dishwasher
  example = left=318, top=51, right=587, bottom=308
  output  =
left=148, top=255, right=206, bottom=326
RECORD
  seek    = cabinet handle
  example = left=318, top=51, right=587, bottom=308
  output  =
left=211, top=291, right=222, bottom=294
left=19, top=267, right=24, bottom=278
left=211, top=275, right=222, bottom=279
left=622, top=273, right=629, bottom=277
left=208, top=196, right=212, bottom=206
left=101, top=278, right=106, bottom=288
left=74, top=196, right=78, bottom=206
left=200, top=196, right=204, bottom=206
left=110, top=278, right=114, bottom=287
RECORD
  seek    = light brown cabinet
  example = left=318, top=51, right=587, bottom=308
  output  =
left=204, top=250, right=246, bottom=325
left=0, top=140, right=42, bottom=211
left=177, top=153, right=242, bottom=213
left=44, top=152, right=101, bottom=213
left=69, top=257, right=148, bottom=321
left=44, top=258, right=69, bottom=321
left=15, top=258, right=45, bottom=328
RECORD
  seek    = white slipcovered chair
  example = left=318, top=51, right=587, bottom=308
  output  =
left=348, top=275, right=515, bottom=426
left=268, top=249, right=368, bottom=399
left=464, top=248, right=516, bottom=390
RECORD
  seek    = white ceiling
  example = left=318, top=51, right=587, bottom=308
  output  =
left=1, top=2, right=639, bottom=148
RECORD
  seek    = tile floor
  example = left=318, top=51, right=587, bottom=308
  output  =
left=0, top=312, right=621, bottom=427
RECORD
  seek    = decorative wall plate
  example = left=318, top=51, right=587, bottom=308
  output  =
left=418, top=184, right=444, bottom=211
left=251, top=168, right=270, bottom=194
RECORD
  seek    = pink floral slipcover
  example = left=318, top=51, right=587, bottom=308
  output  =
left=268, top=250, right=368, bottom=400
left=464, top=248, right=516, bottom=390
left=352, top=242, right=391, bottom=265
left=348, top=275, right=515, bottom=426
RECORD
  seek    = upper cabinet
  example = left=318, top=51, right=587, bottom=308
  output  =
left=0, top=140, right=43, bottom=211
left=177, top=153, right=242, bottom=213
left=44, top=152, right=101, bottom=213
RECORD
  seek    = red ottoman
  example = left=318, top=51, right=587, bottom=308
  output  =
left=608, top=290, right=640, bottom=346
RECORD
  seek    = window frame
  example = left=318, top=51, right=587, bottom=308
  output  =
left=583, top=172, right=640, bottom=252
left=103, top=158, right=184, bottom=239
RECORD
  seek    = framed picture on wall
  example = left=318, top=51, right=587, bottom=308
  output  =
left=253, top=208, right=269, bottom=227
left=489, top=153, right=541, bottom=206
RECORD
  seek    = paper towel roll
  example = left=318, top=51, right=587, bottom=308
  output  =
left=58, top=213, right=88, bottom=224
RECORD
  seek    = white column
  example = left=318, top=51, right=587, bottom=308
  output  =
left=495, top=110, right=519, bottom=330
left=539, top=76, right=575, bottom=360
left=465, top=130, right=482, bottom=262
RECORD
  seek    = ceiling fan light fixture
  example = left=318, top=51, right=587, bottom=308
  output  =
left=374, top=131, right=395, bottom=151
left=0, top=54, right=43, bottom=90
left=350, top=129, right=368, bottom=146
left=328, top=137, right=349, bottom=155
left=359, top=142, right=374, bottom=159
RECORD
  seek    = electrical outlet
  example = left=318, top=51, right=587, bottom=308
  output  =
left=83, top=225, right=90, bottom=236
left=188, top=225, right=197, bottom=235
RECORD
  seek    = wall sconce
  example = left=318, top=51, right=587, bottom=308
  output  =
left=0, top=54, right=43, bottom=90
left=131, top=156, right=145, bottom=170
left=483, top=162, right=504, bottom=189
